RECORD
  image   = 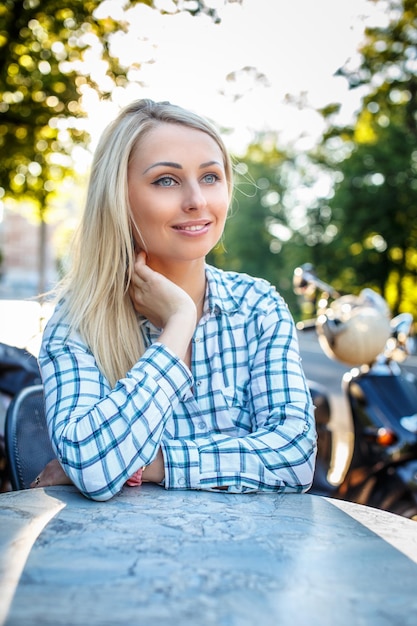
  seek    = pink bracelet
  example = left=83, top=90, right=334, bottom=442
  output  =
left=126, top=467, right=144, bottom=487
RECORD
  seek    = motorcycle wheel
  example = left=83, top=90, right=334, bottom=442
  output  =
left=374, top=474, right=417, bottom=521
left=387, top=499, right=417, bottom=521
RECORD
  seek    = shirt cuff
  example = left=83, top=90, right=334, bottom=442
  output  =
left=160, top=439, right=201, bottom=489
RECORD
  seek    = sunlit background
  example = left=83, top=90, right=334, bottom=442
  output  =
left=1, top=0, right=414, bottom=490
left=79, top=0, right=387, bottom=155
left=0, top=0, right=390, bottom=350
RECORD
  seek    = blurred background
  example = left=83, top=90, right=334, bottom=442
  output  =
left=0, top=0, right=416, bottom=349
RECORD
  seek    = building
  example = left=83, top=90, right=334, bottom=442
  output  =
left=0, top=208, right=58, bottom=299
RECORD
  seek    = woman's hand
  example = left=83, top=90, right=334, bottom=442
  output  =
left=30, top=458, right=73, bottom=488
left=129, top=251, right=196, bottom=328
left=31, top=452, right=166, bottom=490
left=129, top=251, right=197, bottom=361
left=142, top=448, right=165, bottom=484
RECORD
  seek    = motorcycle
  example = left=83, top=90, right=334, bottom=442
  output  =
left=294, top=264, right=417, bottom=519
left=0, top=341, right=41, bottom=492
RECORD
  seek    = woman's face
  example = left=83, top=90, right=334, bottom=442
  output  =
left=128, top=122, right=229, bottom=268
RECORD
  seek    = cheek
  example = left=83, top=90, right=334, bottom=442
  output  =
left=215, top=192, right=229, bottom=222
left=128, top=192, right=152, bottom=246
left=128, top=187, right=141, bottom=219
left=129, top=189, right=155, bottom=226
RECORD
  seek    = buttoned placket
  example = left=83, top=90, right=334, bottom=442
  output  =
left=191, top=332, right=203, bottom=397
left=191, top=330, right=207, bottom=432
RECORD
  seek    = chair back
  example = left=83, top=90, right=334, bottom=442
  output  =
left=5, top=385, right=55, bottom=490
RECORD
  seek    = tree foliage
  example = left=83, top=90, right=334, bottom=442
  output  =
left=208, top=136, right=307, bottom=310
left=0, top=0, right=229, bottom=292
left=309, top=0, right=417, bottom=316
left=1, top=0, right=115, bottom=216
left=0, top=0, right=223, bottom=217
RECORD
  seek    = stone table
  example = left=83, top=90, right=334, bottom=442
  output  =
left=1, top=485, right=417, bottom=626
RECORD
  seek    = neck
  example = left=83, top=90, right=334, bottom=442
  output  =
left=147, top=256, right=207, bottom=307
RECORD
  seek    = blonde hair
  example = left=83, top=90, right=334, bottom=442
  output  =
left=57, top=99, right=234, bottom=386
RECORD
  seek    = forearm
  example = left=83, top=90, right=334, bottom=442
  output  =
left=157, top=310, right=195, bottom=362
left=41, top=342, right=193, bottom=500
left=160, top=404, right=317, bottom=493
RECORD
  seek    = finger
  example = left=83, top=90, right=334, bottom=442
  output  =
left=133, top=250, right=146, bottom=272
left=134, top=252, right=155, bottom=282
left=136, top=249, right=147, bottom=263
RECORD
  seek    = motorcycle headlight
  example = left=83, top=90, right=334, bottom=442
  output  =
left=316, top=306, right=391, bottom=366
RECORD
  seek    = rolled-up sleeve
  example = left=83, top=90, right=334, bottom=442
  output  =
left=39, top=266, right=316, bottom=501
left=40, top=319, right=192, bottom=501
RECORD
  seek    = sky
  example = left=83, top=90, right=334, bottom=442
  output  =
left=79, top=0, right=389, bottom=157
left=1, top=0, right=391, bottom=346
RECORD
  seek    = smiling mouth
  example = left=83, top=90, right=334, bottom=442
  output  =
left=173, top=223, right=210, bottom=232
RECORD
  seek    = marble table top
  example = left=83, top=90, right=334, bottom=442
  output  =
left=1, top=485, right=417, bottom=626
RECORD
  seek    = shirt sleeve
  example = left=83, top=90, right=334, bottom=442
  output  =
left=39, top=318, right=193, bottom=501
left=160, top=305, right=317, bottom=493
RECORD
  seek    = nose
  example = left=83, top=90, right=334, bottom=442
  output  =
left=181, top=181, right=207, bottom=211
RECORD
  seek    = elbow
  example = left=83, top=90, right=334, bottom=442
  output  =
left=281, top=468, right=315, bottom=494
left=298, top=413, right=318, bottom=492
left=75, top=478, right=122, bottom=502
left=299, top=440, right=318, bottom=493
left=54, top=435, right=125, bottom=502
left=280, top=436, right=317, bottom=494
left=63, top=464, right=123, bottom=502
left=81, top=490, right=118, bottom=502
left=284, top=465, right=315, bottom=494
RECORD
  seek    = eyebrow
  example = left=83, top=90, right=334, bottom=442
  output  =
left=143, top=160, right=222, bottom=174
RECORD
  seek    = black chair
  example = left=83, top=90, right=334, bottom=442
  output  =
left=5, top=384, right=56, bottom=490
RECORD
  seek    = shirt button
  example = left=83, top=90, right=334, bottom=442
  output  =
left=196, top=380, right=202, bottom=386
left=303, top=423, right=309, bottom=432
left=178, top=476, right=186, bottom=486
left=194, top=337, right=201, bottom=343
left=198, top=421, right=206, bottom=430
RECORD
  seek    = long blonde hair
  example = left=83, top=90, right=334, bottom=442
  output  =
left=57, top=99, right=234, bottom=386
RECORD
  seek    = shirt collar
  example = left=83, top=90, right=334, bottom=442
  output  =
left=205, top=264, right=241, bottom=315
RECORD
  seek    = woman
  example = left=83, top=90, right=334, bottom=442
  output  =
left=32, top=99, right=317, bottom=500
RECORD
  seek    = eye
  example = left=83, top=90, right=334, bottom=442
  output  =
left=153, top=176, right=178, bottom=187
left=202, top=173, right=219, bottom=184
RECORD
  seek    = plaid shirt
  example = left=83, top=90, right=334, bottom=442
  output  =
left=39, top=264, right=317, bottom=501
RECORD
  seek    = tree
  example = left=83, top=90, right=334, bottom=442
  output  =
left=308, top=0, right=417, bottom=316
left=207, top=131, right=340, bottom=314
left=208, top=135, right=306, bottom=311
left=0, top=0, right=228, bottom=293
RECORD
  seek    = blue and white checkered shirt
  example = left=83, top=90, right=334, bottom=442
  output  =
left=39, top=264, right=317, bottom=500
